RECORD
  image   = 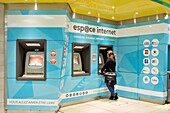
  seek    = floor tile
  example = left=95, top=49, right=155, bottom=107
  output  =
left=59, top=97, right=170, bottom=113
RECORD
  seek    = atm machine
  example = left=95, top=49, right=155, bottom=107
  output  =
left=98, top=45, right=113, bottom=74
left=16, top=39, right=46, bottom=80
left=72, top=43, right=90, bottom=76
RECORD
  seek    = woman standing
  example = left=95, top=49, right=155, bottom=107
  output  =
left=101, top=52, right=118, bottom=100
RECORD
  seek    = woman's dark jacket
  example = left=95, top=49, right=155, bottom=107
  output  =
left=101, top=58, right=116, bottom=85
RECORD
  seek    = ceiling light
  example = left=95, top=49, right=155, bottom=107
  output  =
left=112, top=6, right=115, bottom=9
left=120, top=20, right=123, bottom=25
left=165, top=14, right=169, bottom=19
left=72, top=12, right=75, bottom=18
left=148, top=17, right=150, bottom=21
left=100, top=47, right=107, bottom=50
left=134, top=18, right=136, bottom=24
left=135, top=12, right=138, bottom=15
left=112, top=16, right=114, bottom=19
left=34, top=3, right=38, bottom=10
left=74, top=46, right=84, bottom=49
left=88, top=12, right=91, bottom=14
left=26, top=43, right=40, bottom=46
left=97, top=18, right=100, bottom=23
left=156, top=14, right=159, bottom=20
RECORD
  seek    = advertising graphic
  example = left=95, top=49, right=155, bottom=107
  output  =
left=151, top=67, right=159, bottom=75
left=92, top=52, right=96, bottom=56
left=50, top=58, right=56, bottom=64
left=64, top=35, right=68, bottom=46
left=143, top=58, right=150, bottom=65
left=64, top=47, right=67, bottom=56
left=151, top=76, right=159, bottom=85
left=93, top=58, right=96, bottom=62
left=143, top=76, right=150, bottom=84
left=152, top=39, right=159, bottom=47
left=65, top=91, right=89, bottom=98
left=61, top=68, right=65, bottom=77
left=60, top=79, right=64, bottom=90
left=143, top=49, right=150, bottom=56
left=63, top=58, right=66, bottom=67
left=151, top=58, right=159, bottom=66
left=151, top=48, right=159, bottom=56
left=50, top=50, right=56, bottom=57
left=143, top=39, right=150, bottom=47
left=142, top=67, right=150, bottom=74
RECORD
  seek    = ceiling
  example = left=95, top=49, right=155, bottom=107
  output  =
left=0, top=0, right=170, bottom=21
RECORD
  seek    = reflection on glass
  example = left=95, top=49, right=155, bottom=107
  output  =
left=29, top=55, right=43, bottom=66
left=74, top=55, right=79, bottom=65
left=99, top=55, right=102, bottom=64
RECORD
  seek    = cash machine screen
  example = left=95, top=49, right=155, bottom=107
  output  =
left=29, top=55, right=43, bottom=66
left=74, top=55, right=79, bottom=65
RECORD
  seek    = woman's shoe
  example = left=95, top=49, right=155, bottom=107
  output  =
left=109, top=96, right=113, bottom=100
left=114, top=93, right=118, bottom=100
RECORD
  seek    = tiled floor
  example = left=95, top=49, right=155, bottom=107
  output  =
left=58, top=97, right=170, bottom=113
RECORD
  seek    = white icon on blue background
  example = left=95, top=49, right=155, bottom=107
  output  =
left=143, top=58, right=150, bottom=65
left=151, top=58, right=159, bottom=66
left=152, top=39, right=159, bottom=47
left=151, top=48, right=159, bottom=56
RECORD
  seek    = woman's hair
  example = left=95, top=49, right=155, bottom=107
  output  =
left=107, top=50, right=112, bottom=58
left=108, top=52, right=114, bottom=57
left=109, top=52, right=116, bottom=60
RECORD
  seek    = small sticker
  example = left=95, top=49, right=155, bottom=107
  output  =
left=63, top=58, right=66, bottom=67
left=151, top=48, right=159, bottom=57
left=152, top=39, right=159, bottom=47
left=151, top=67, right=159, bottom=75
left=65, top=35, right=68, bottom=46
left=151, top=58, right=159, bottom=66
left=143, top=49, right=150, bottom=56
left=92, top=52, right=96, bottom=56
left=64, top=47, right=67, bottom=56
left=143, top=76, right=150, bottom=84
left=142, top=67, right=150, bottom=74
left=50, top=58, right=56, bottom=64
left=50, top=50, right=56, bottom=57
left=143, top=39, right=150, bottom=47
left=93, top=58, right=96, bottom=62
left=143, top=58, right=150, bottom=65
left=151, top=76, right=159, bottom=85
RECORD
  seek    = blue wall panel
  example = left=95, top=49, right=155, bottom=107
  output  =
left=7, top=41, right=16, bottom=78
left=8, top=28, right=65, bottom=41
left=117, top=45, right=138, bottom=73
left=7, top=79, right=60, bottom=99
left=116, top=72, right=138, bottom=99
left=138, top=74, right=167, bottom=92
left=139, top=34, right=168, bottom=45
left=46, top=41, right=64, bottom=79
left=116, top=36, right=138, bottom=46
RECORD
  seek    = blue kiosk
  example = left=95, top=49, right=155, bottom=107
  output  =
left=7, top=10, right=170, bottom=111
